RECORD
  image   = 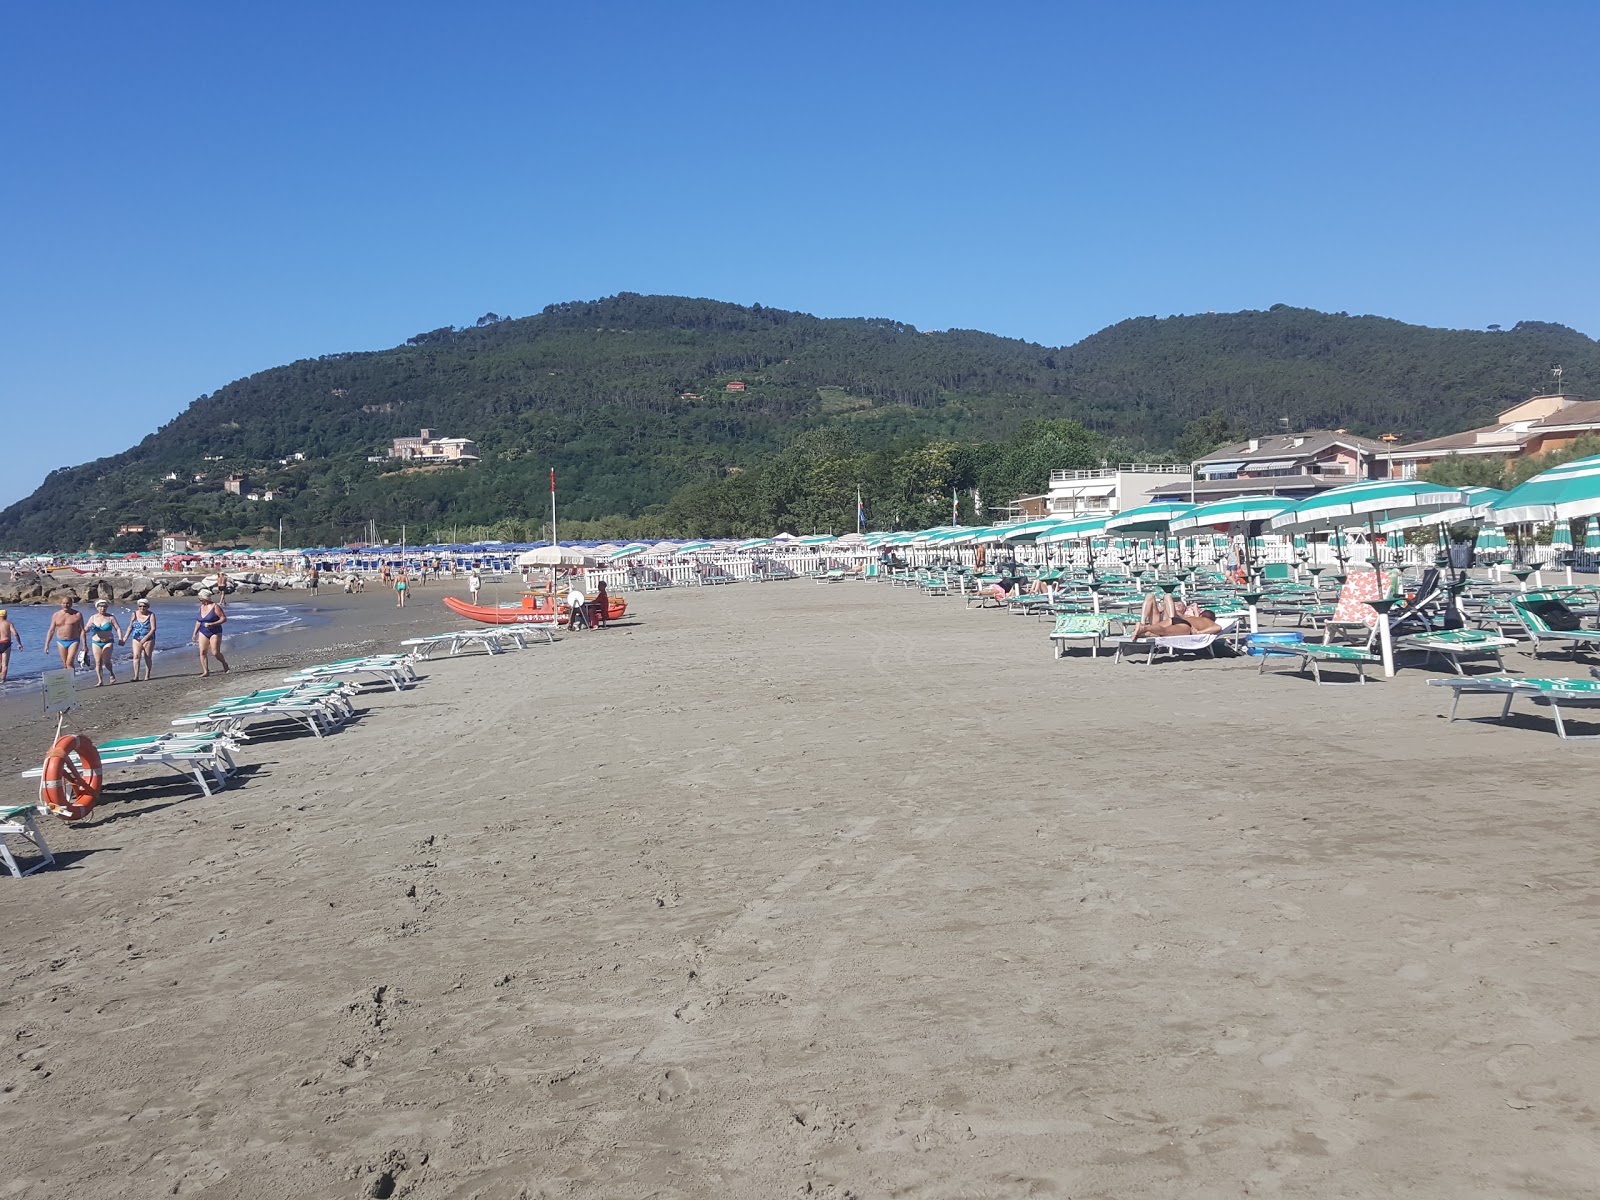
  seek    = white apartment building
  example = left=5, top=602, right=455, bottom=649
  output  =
left=1045, top=464, right=1192, bottom=517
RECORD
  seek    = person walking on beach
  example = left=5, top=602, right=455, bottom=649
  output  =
left=86, top=599, right=123, bottom=686
left=308, top=566, right=320, bottom=596
left=122, top=597, right=158, bottom=682
left=43, top=596, right=86, bottom=671
left=468, top=570, right=482, bottom=605
left=193, top=589, right=230, bottom=677
left=395, top=569, right=409, bottom=608
left=0, top=609, right=20, bottom=683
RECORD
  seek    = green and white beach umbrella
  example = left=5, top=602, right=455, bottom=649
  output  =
left=1168, top=495, right=1292, bottom=534
left=1036, top=516, right=1110, bottom=544
left=1373, top=486, right=1505, bottom=533
left=990, top=517, right=1071, bottom=544
left=1588, top=517, right=1600, bottom=547
left=1103, top=501, right=1196, bottom=535
left=1552, top=521, right=1575, bottom=550
left=671, top=541, right=715, bottom=555
left=608, top=542, right=652, bottom=561
left=1492, top=454, right=1600, bottom=524
left=1269, top=480, right=1468, bottom=534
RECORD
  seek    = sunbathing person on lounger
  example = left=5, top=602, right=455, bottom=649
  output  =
left=1129, top=593, right=1221, bottom=639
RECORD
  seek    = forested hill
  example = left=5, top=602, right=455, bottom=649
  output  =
left=3, top=294, right=1598, bottom=550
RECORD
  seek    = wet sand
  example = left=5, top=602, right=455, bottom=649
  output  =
left=2, top=580, right=1599, bottom=1198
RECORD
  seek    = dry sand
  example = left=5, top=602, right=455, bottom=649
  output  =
left=2, top=580, right=1599, bottom=1198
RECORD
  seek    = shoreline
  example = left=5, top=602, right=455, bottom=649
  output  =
left=0, top=585, right=467, bottom=779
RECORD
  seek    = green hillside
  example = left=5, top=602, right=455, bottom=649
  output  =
left=2, top=294, right=1596, bottom=549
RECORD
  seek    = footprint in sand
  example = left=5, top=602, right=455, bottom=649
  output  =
left=656, top=1067, right=691, bottom=1101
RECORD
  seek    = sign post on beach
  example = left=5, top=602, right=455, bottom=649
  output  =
left=42, top=669, right=76, bottom=717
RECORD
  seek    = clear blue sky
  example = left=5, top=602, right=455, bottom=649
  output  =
left=4, top=1, right=1597, bottom=508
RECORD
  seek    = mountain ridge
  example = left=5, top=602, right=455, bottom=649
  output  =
left=2, top=294, right=1596, bottom=550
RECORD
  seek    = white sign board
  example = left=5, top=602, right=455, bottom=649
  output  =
left=42, top=670, right=76, bottom=716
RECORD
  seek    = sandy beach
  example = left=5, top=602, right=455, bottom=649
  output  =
left=3, top=579, right=1600, bottom=1198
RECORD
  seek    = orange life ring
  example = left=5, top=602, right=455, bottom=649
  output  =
left=39, top=734, right=102, bottom=822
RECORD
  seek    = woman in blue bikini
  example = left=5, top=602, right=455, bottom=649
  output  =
left=86, top=599, right=123, bottom=686
left=192, top=590, right=229, bottom=677
left=121, top=597, right=158, bottom=682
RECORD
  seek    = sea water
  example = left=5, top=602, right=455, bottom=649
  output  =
left=0, top=598, right=312, bottom=692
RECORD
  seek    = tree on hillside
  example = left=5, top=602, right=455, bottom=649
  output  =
left=1420, top=455, right=1510, bottom=489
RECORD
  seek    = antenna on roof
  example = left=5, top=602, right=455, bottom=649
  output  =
left=1553, top=366, right=1564, bottom=395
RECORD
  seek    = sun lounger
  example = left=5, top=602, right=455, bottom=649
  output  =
left=1256, top=642, right=1382, bottom=684
left=1395, top=629, right=1516, bottom=675
left=400, top=627, right=550, bottom=659
left=1511, top=595, right=1600, bottom=659
left=1050, top=613, right=1112, bottom=658
left=1114, top=618, right=1240, bottom=665
left=171, top=685, right=352, bottom=739
left=285, top=655, right=418, bottom=691
left=0, top=805, right=54, bottom=878
left=1428, top=674, right=1600, bottom=740
left=19, top=732, right=239, bottom=797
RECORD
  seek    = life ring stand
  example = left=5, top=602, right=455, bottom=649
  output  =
left=39, top=734, right=102, bottom=822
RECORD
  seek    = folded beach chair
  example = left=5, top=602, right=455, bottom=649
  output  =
left=1394, top=629, right=1515, bottom=676
left=1256, top=641, right=1383, bottom=684
left=401, top=627, right=545, bottom=659
left=1511, top=594, right=1600, bottom=659
left=172, top=684, right=352, bottom=740
left=1428, top=674, right=1600, bottom=740
left=0, top=804, right=54, bottom=878
left=286, top=654, right=417, bottom=691
left=1114, top=618, right=1240, bottom=665
left=19, top=732, right=239, bottom=798
left=1050, top=613, right=1112, bottom=659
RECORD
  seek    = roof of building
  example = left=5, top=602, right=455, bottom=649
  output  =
left=1389, top=396, right=1600, bottom=457
left=1194, top=430, right=1390, bottom=467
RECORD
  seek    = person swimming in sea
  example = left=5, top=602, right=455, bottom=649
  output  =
left=42, top=595, right=86, bottom=671
left=85, top=599, right=123, bottom=686
left=193, top=589, right=230, bottom=677
left=122, top=597, right=158, bottom=681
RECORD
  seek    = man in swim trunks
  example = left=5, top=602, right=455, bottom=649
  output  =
left=43, top=596, right=87, bottom=671
left=1129, top=592, right=1222, bottom=639
left=0, top=608, right=20, bottom=683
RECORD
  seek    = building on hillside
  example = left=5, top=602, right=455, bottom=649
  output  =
left=724, top=381, right=746, bottom=392
left=1045, top=465, right=1192, bottom=517
left=224, top=473, right=248, bottom=495
left=388, top=428, right=480, bottom=463
left=1174, top=431, right=1390, bottom=503
left=1382, top=394, right=1600, bottom=478
left=1005, top=493, right=1051, bottom=519
left=117, top=524, right=146, bottom=535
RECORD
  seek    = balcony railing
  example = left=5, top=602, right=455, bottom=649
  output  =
left=1050, top=463, right=1189, bottom=482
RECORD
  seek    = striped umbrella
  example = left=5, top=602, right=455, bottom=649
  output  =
left=1168, top=495, right=1292, bottom=532
left=1493, top=454, right=1600, bottom=524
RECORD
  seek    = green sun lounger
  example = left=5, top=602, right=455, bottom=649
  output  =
left=1049, top=613, right=1112, bottom=658
left=1428, top=674, right=1600, bottom=739
left=1512, top=594, right=1600, bottom=659
left=0, top=805, right=54, bottom=878
left=1257, top=641, right=1382, bottom=684
left=1395, top=629, right=1516, bottom=675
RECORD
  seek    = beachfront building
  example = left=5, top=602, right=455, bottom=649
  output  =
left=161, top=534, right=193, bottom=554
left=1168, top=431, right=1391, bottom=503
left=1383, top=393, right=1600, bottom=478
left=388, top=429, right=481, bottom=463
left=1044, top=464, right=1192, bottom=517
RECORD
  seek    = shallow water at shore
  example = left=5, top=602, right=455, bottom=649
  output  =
left=0, top=599, right=314, bottom=692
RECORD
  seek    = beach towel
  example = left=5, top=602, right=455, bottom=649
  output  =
left=1332, top=568, right=1383, bottom=628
